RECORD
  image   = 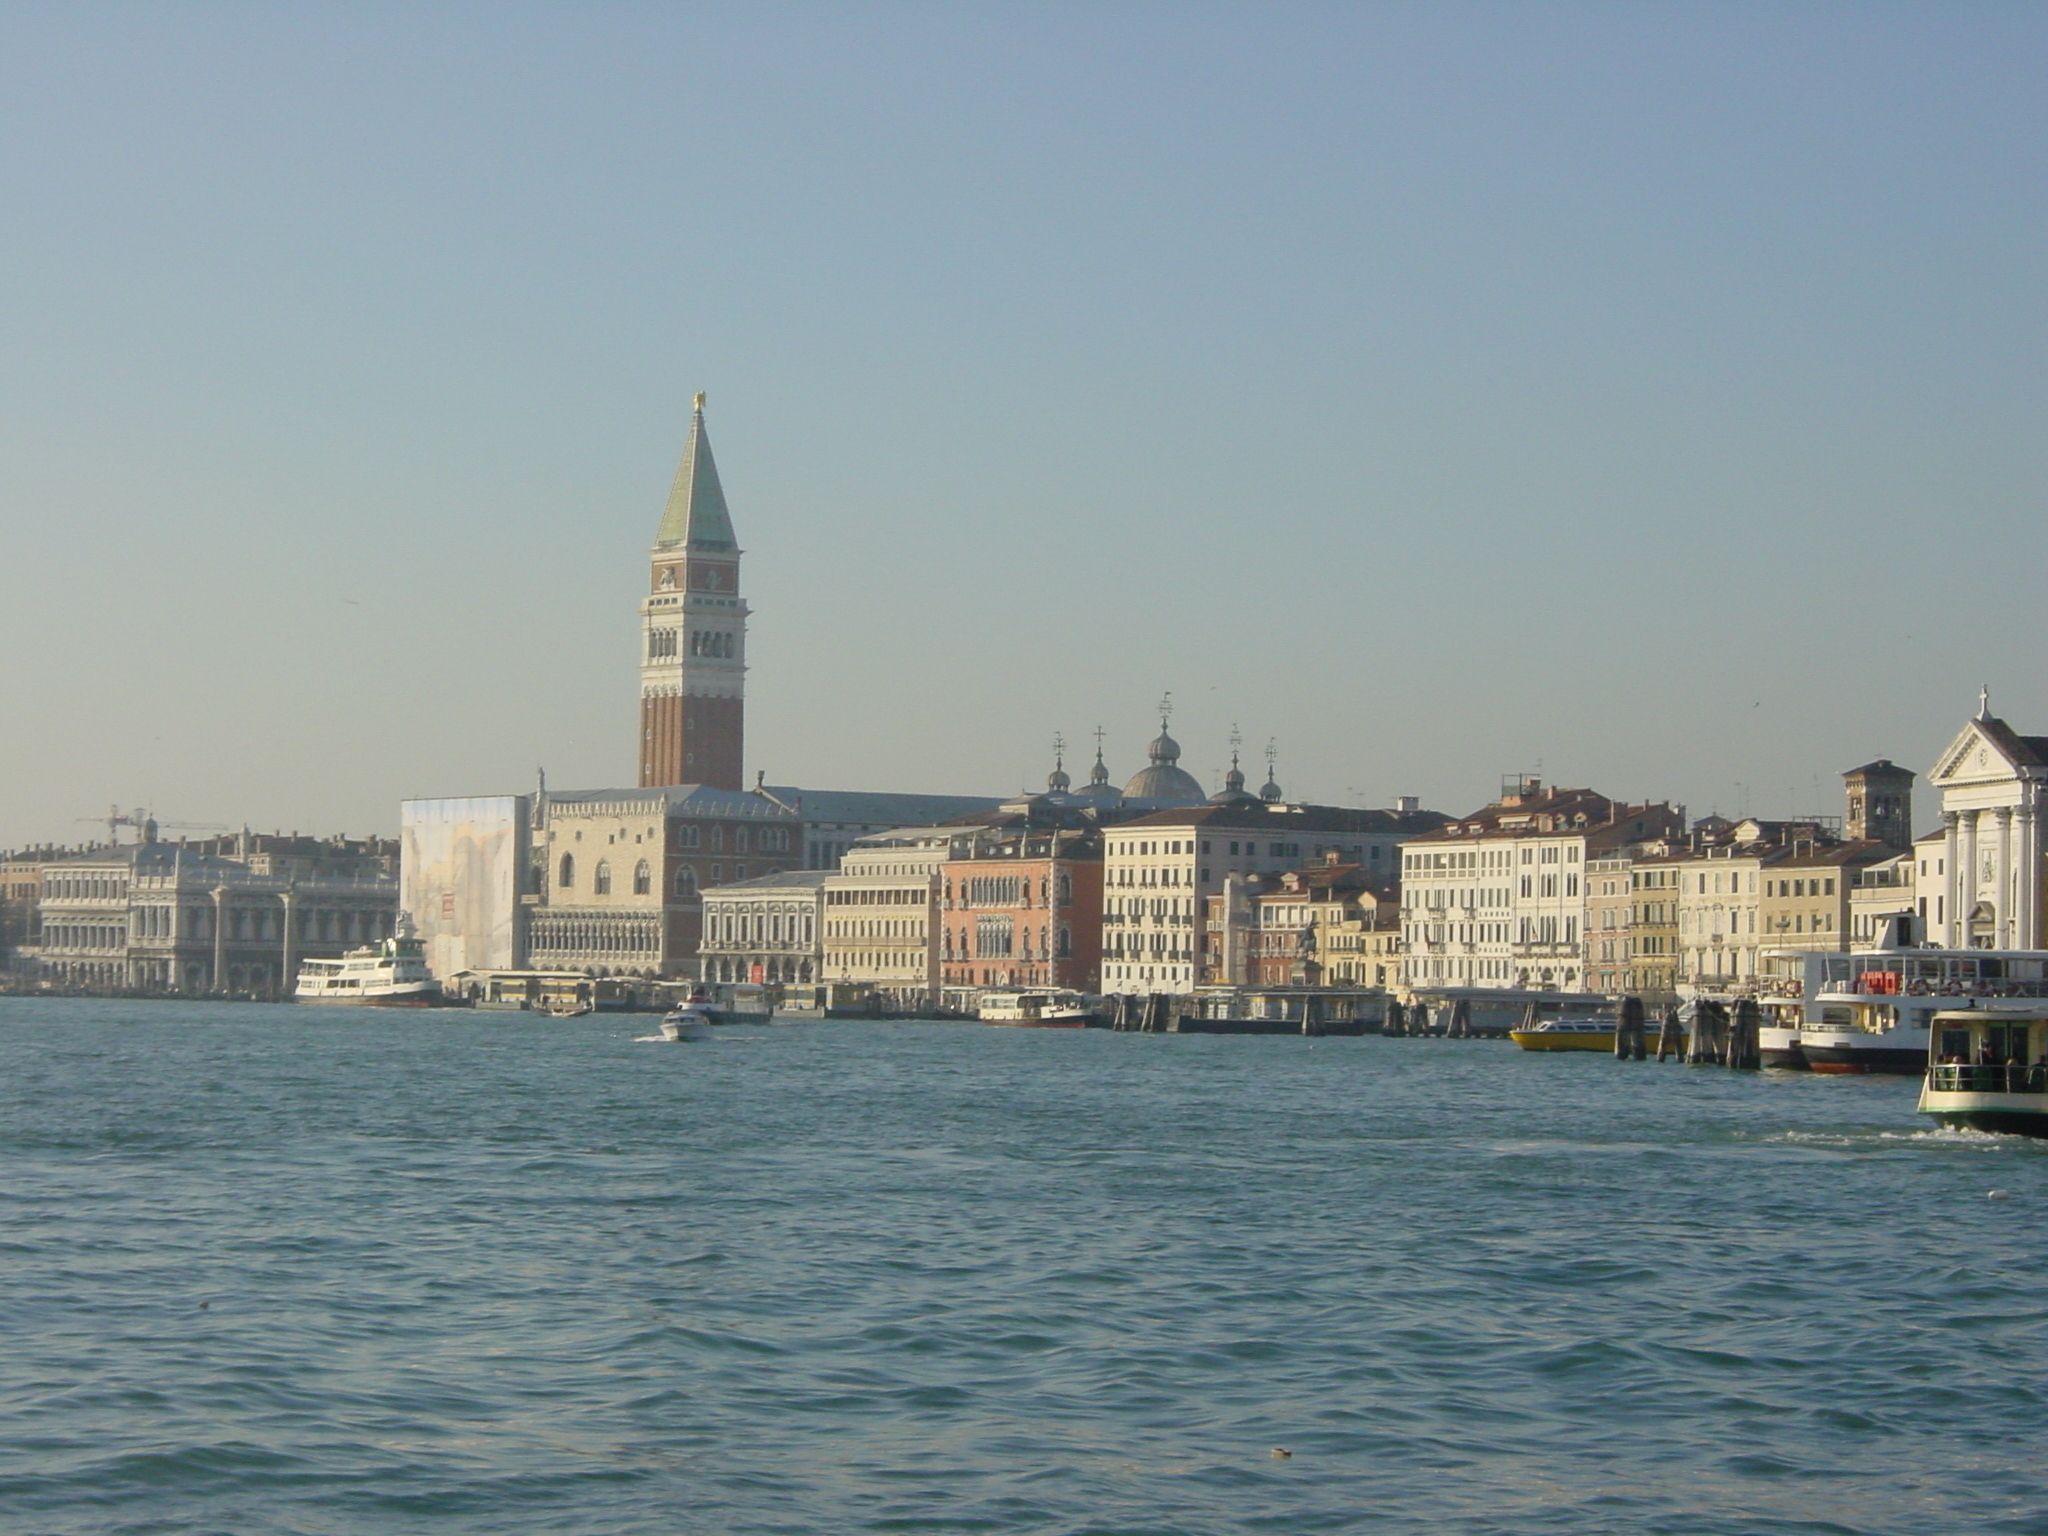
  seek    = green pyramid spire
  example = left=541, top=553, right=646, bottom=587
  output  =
left=653, top=394, right=736, bottom=550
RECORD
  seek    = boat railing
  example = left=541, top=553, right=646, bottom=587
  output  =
left=1928, top=1063, right=2048, bottom=1095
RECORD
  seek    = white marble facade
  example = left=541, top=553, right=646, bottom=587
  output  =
left=1926, top=705, right=2048, bottom=949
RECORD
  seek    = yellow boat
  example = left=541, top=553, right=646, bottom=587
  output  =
left=1509, top=1018, right=1622, bottom=1052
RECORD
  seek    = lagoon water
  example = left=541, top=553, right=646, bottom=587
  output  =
left=2, top=1000, right=2045, bottom=1536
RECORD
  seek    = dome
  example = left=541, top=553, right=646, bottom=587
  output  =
left=1075, top=741, right=1121, bottom=803
left=1209, top=756, right=1259, bottom=806
left=1123, top=720, right=1205, bottom=804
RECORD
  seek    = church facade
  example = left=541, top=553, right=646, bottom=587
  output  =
left=1926, top=702, right=2048, bottom=949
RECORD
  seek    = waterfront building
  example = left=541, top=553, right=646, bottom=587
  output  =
left=821, top=828, right=953, bottom=1009
left=1669, top=818, right=1889, bottom=993
left=938, top=809, right=1103, bottom=994
left=699, top=869, right=831, bottom=985
left=1102, top=798, right=1446, bottom=995
left=1756, top=841, right=1895, bottom=954
left=29, top=832, right=397, bottom=995
left=1924, top=701, right=2048, bottom=948
left=1, top=854, right=49, bottom=965
left=1204, top=858, right=1395, bottom=987
left=529, top=786, right=800, bottom=977
left=1626, top=850, right=1686, bottom=1000
left=1399, top=781, right=1685, bottom=995
left=1585, top=853, right=1636, bottom=998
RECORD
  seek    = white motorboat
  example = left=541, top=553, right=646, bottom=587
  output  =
left=659, top=1003, right=715, bottom=1042
left=978, top=989, right=1095, bottom=1028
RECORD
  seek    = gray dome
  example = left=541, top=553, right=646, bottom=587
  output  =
left=1123, top=723, right=1204, bottom=805
left=1209, top=758, right=1259, bottom=806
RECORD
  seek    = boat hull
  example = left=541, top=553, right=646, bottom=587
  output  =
left=984, top=1013, right=1092, bottom=1029
left=1802, top=1044, right=1927, bottom=1075
left=1920, top=1085, right=2048, bottom=1137
left=1509, top=1030, right=1616, bottom=1052
left=294, top=988, right=450, bottom=1007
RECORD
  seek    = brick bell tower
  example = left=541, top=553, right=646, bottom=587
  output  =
left=639, top=393, right=746, bottom=789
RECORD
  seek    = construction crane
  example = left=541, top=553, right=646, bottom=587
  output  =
left=76, top=806, right=229, bottom=845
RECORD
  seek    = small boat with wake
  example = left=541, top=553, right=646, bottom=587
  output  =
left=655, top=1002, right=715, bottom=1042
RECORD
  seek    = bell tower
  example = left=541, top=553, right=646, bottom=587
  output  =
left=639, top=394, right=746, bottom=789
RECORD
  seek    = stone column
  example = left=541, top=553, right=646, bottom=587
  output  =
left=1958, top=811, right=1979, bottom=945
left=1942, top=811, right=1960, bottom=946
left=1993, top=808, right=2015, bottom=947
left=211, top=886, right=228, bottom=993
left=2017, top=803, right=2041, bottom=949
left=279, top=889, right=297, bottom=1002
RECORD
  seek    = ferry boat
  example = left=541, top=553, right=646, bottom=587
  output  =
left=1509, top=1017, right=1621, bottom=1052
left=294, top=925, right=445, bottom=1006
left=978, top=989, right=1095, bottom=1028
left=1917, top=1010, right=2048, bottom=1136
left=1752, top=940, right=2048, bottom=1074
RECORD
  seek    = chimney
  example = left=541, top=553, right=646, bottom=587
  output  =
left=1395, top=795, right=1419, bottom=815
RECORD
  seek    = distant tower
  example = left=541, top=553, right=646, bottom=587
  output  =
left=1260, top=739, right=1283, bottom=803
left=639, top=394, right=747, bottom=789
left=1843, top=759, right=1914, bottom=849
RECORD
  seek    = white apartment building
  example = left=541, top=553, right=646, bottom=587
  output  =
left=1102, top=799, right=1446, bottom=994
left=1399, top=782, right=1684, bottom=995
left=820, top=829, right=951, bottom=1007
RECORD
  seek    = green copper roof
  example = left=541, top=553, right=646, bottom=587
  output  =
left=654, top=402, right=736, bottom=550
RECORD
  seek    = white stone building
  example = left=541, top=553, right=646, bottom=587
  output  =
left=1102, top=798, right=1447, bottom=995
left=1399, top=781, right=1685, bottom=995
left=699, top=869, right=830, bottom=985
left=820, top=829, right=952, bottom=1007
left=1925, top=705, right=2048, bottom=949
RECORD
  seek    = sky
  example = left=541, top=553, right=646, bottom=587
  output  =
left=1, top=2, right=2042, bottom=850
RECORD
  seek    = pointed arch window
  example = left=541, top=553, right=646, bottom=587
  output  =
left=558, top=854, right=575, bottom=889
left=674, top=866, right=697, bottom=898
left=594, top=861, right=612, bottom=896
left=633, top=860, right=652, bottom=895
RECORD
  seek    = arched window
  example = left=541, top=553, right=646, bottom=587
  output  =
left=559, top=854, right=575, bottom=888
left=674, top=866, right=697, bottom=898
left=594, top=861, right=612, bottom=895
left=633, top=860, right=651, bottom=895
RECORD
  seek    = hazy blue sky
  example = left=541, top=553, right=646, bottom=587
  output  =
left=2, top=3, right=2042, bottom=849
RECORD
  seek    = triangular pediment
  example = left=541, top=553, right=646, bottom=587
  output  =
left=1931, top=718, right=2027, bottom=787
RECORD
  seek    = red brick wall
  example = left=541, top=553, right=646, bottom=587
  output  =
left=640, top=694, right=744, bottom=790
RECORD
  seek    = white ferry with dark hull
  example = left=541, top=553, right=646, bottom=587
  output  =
left=1754, top=939, right=2048, bottom=1075
left=1918, top=1010, right=2048, bottom=1137
left=294, top=925, right=447, bottom=1007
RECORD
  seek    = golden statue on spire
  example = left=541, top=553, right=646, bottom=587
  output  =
left=693, top=391, right=706, bottom=412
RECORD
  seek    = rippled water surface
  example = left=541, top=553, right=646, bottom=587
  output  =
left=3, top=1000, right=2047, bottom=1535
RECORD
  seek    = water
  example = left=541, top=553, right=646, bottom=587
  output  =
left=3, top=1001, right=2046, bottom=1536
